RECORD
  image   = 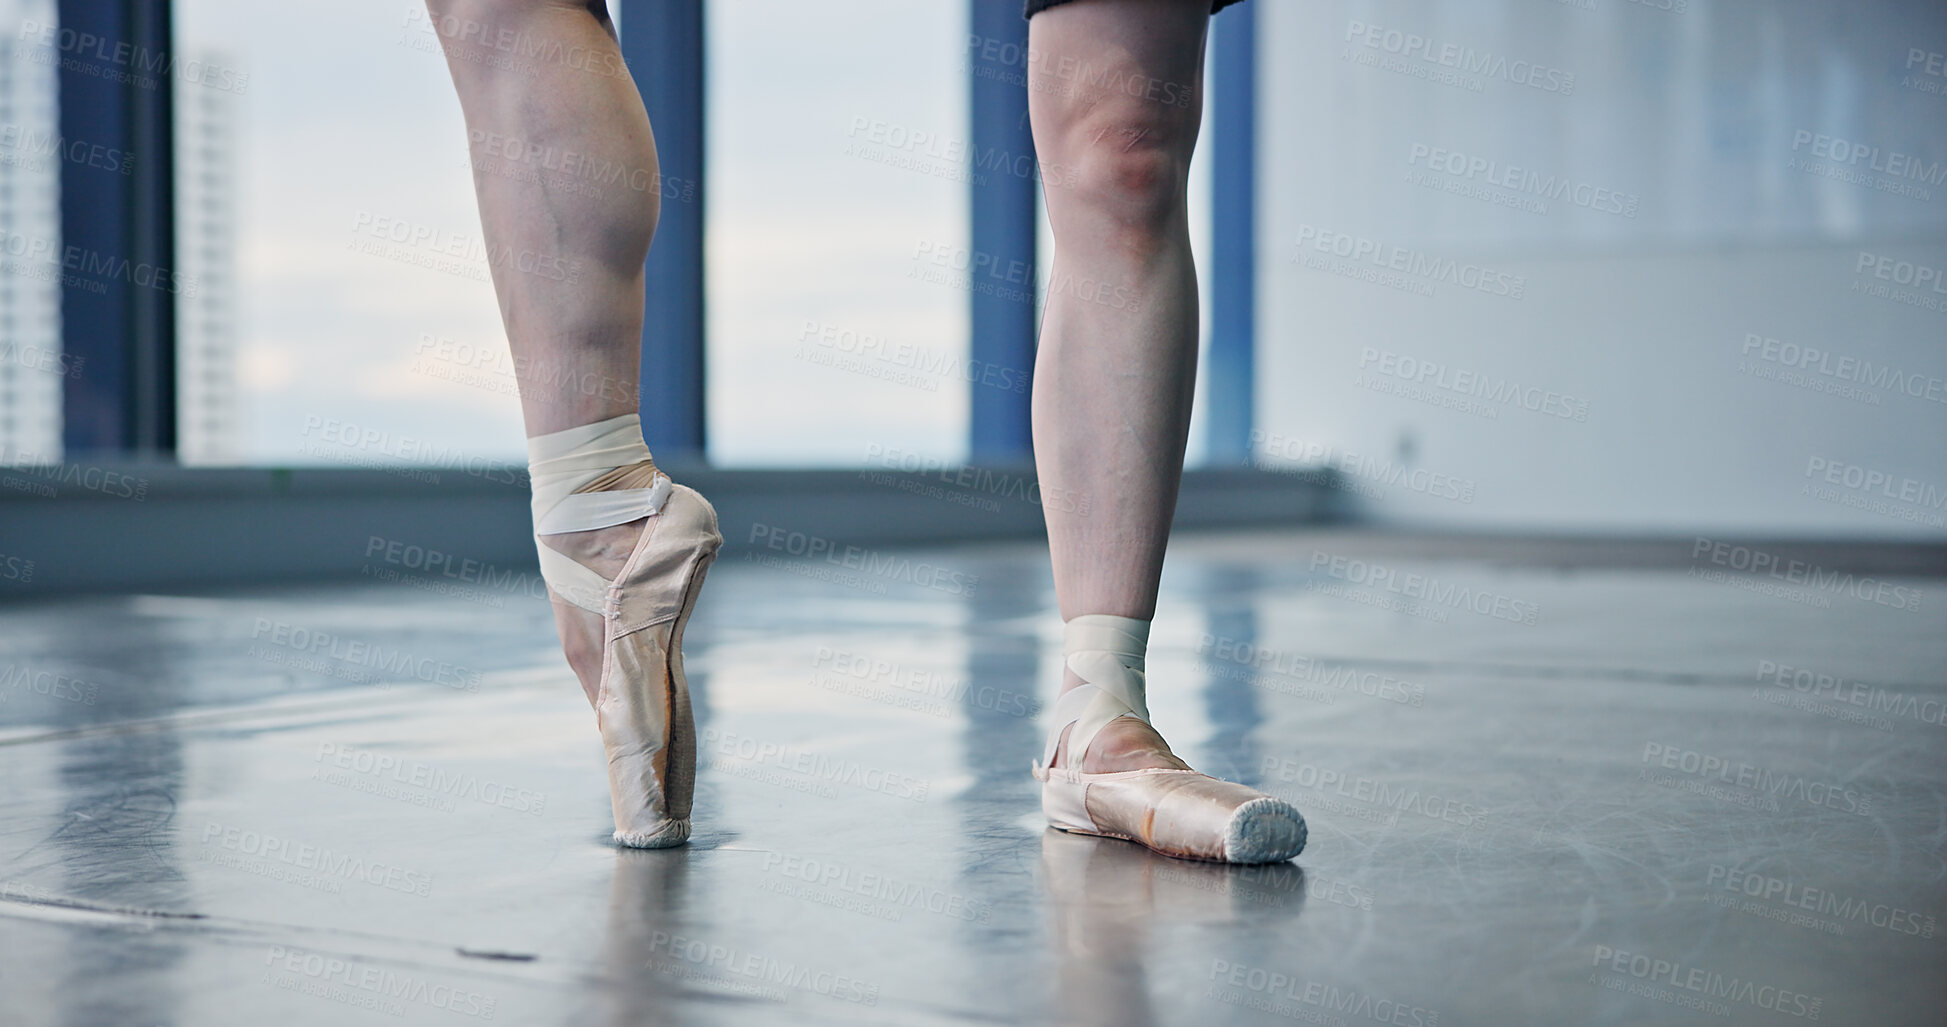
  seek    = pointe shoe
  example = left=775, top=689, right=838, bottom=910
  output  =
left=1031, top=615, right=1307, bottom=864
left=587, top=483, right=720, bottom=847
left=528, top=415, right=722, bottom=848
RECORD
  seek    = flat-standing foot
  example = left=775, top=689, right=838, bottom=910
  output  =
left=1034, top=615, right=1307, bottom=864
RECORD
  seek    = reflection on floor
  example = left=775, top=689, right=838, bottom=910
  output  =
left=1, top=530, right=1942, bottom=1026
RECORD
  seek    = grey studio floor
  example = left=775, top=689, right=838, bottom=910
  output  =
left=1, top=530, right=1943, bottom=1026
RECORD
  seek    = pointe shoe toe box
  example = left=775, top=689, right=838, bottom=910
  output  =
left=1222, top=795, right=1308, bottom=864
left=1042, top=768, right=1307, bottom=864
left=614, top=819, right=690, bottom=849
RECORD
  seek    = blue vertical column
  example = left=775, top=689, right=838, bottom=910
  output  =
left=619, top=0, right=706, bottom=461
left=57, top=0, right=176, bottom=457
left=967, top=0, right=1037, bottom=463
left=1206, top=0, right=1256, bottom=465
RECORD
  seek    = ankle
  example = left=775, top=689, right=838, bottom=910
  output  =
left=541, top=518, right=648, bottom=582
left=527, top=414, right=671, bottom=612
left=1051, top=718, right=1190, bottom=774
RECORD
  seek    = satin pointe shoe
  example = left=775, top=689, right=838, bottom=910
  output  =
left=528, top=414, right=722, bottom=847
left=1031, top=615, right=1307, bottom=864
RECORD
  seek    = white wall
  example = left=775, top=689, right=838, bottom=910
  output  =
left=1256, top=0, right=1947, bottom=537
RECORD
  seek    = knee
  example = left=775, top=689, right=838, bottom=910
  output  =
left=1042, top=110, right=1192, bottom=248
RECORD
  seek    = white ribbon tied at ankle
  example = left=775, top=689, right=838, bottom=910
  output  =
left=1042, top=614, right=1151, bottom=769
left=526, top=413, right=671, bottom=613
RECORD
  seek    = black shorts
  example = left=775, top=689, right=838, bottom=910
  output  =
left=1025, top=0, right=1244, bottom=17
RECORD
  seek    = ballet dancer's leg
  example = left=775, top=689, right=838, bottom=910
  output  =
left=1027, top=0, right=1303, bottom=862
left=1029, top=0, right=1206, bottom=775
left=428, top=0, right=719, bottom=847
left=428, top=0, right=650, bottom=697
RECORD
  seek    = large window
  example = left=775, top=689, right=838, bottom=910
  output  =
left=11, top=1, right=1239, bottom=472
left=704, top=0, right=968, bottom=466
left=166, top=0, right=980, bottom=471
left=174, top=0, right=523, bottom=470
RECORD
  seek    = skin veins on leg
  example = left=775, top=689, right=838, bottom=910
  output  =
left=428, top=0, right=654, bottom=438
